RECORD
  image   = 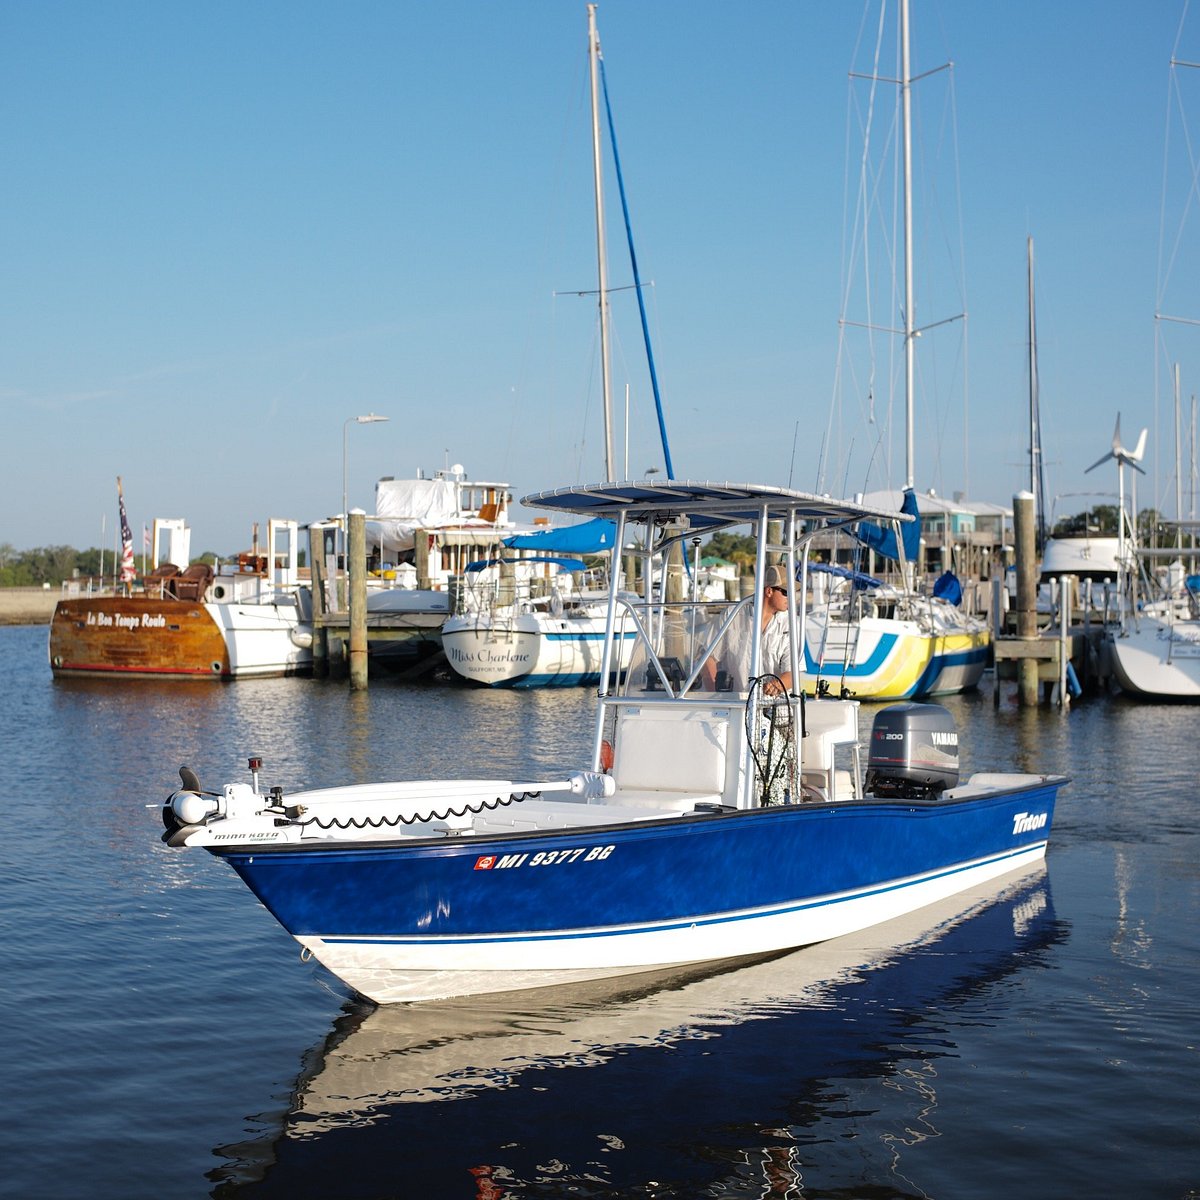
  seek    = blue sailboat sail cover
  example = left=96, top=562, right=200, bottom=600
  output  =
left=502, top=518, right=618, bottom=554
left=854, top=488, right=921, bottom=563
left=810, top=563, right=881, bottom=591
left=465, top=555, right=587, bottom=572
left=932, top=570, right=964, bottom=605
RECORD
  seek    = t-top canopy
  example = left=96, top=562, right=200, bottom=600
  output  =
left=521, top=480, right=912, bottom=533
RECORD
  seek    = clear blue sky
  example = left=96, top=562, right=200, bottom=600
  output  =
left=3, top=0, right=1198, bottom=554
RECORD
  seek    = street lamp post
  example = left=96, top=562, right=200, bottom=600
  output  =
left=342, top=413, right=389, bottom=558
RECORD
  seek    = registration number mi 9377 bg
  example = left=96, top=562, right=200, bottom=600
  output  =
left=474, top=845, right=615, bottom=871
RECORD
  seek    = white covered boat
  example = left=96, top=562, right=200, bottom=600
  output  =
left=163, top=480, right=1067, bottom=1005
left=330, top=464, right=526, bottom=668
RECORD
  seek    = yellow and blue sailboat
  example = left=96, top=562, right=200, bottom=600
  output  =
left=802, top=491, right=991, bottom=701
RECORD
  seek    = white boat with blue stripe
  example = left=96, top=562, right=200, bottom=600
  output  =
left=162, top=481, right=1068, bottom=1005
left=442, top=519, right=637, bottom=688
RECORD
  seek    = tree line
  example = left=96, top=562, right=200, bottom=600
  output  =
left=0, top=544, right=223, bottom=588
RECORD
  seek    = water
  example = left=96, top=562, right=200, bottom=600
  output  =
left=1, top=623, right=1196, bottom=1199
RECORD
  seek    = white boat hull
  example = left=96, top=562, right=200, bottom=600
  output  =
left=443, top=611, right=636, bottom=687
left=1108, top=615, right=1200, bottom=698
left=209, top=601, right=313, bottom=677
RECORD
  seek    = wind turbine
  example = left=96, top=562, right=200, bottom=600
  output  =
left=1085, top=413, right=1147, bottom=582
left=1085, top=414, right=1147, bottom=476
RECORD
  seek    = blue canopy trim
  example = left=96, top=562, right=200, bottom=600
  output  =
left=502, top=518, right=617, bottom=554
left=465, top=556, right=587, bottom=573
left=854, top=488, right=921, bottom=563
left=810, top=563, right=882, bottom=590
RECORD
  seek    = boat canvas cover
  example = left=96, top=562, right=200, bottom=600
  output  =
left=811, top=563, right=881, bottom=590
left=372, top=478, right=461, bottom=553
left=503, top=518, right=617, bottom=554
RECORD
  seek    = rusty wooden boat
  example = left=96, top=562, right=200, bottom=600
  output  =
left=49, top=519, right=313, bottom=680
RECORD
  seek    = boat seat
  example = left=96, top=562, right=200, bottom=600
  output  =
left=799, top=699, right=861, bottom=802
left=612, top=708, right=729, bottom=792
left=172, top=563, right=214, bottom=601
left=144, top=563, right=180, bottom=598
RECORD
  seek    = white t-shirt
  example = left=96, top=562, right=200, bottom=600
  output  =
left=718, top=607, right=792, bottom=692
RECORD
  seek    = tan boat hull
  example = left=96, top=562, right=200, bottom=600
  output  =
left=49, top=597, right=232, bottom=678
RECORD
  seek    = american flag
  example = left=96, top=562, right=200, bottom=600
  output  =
left=117, top=476, right=136, bottom=583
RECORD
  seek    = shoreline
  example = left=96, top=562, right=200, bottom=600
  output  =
left=0, top=588, right=57, bottom=626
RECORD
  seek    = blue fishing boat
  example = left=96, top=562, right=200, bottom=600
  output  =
left=163, top=481, right=1067, bottom=1004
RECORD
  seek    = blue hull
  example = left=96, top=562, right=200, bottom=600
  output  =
left=218, top=781, right=1059, bottom=943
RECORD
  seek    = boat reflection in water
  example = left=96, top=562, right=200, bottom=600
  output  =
left=211, top=865, right=1065, bottom=1197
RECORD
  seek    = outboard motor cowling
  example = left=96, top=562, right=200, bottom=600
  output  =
left=865, top=702, right=959, bottom=798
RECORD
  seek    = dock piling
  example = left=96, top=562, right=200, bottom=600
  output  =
left=1013, top=491, right=1039, bottom=706
left=348, top=510, right=368, bottom=690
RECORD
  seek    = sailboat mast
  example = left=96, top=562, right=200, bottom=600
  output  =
left=1175, top=362, right=1183, bottom=549
left=1027, top=236, right=1047, bottom=551
left=1028, top=238, right=1037, bottom=501
left=901, top=0, right=915, bottom=492
left=588, top=3, right=615, bottom=482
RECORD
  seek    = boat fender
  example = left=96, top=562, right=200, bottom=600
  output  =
left=600, top=739, right=614, bottom=772
left=1066, top=661, right=1082, bottom=697
left=550, top=590, right=563, bottom=618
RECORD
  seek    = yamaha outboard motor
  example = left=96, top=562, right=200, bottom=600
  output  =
left=865, top=702, right=959, bottom=798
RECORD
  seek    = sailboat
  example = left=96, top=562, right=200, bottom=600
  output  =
left=442, top=4, right=668, bottom=688
left=1102, top=33, right=1200, bottom=700
left=803, top=0, right=990, bottom=700
left=1102, top=398, right=1200, bottom=698
left=442, top=517, right=639, bottom=687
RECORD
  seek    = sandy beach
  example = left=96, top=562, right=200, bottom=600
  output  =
left=0, top=588, right=58, bottom=625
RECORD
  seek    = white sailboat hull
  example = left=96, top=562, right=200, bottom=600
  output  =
left=1108, top=614, right=1200, bottom=698
left=443, top=610, right=636, bottom=687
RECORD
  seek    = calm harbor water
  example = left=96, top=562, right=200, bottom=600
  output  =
left=1, top=622, right=1196, bottom=1200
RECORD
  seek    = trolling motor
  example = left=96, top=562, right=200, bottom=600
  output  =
left=162, top=764, right=221, bottom=834
left=161, top=756, right=283, bottom=843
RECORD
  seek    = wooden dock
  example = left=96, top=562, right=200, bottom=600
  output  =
left=991, top=626, right=1108, bottom=706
